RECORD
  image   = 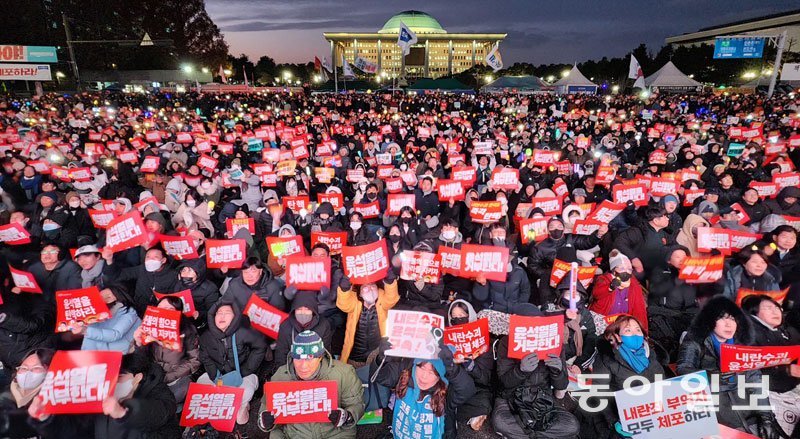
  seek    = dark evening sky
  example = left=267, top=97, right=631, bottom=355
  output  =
left=206, top=0, right=796, bottom=65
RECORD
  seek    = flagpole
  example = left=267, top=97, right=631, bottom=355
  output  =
left=334, top=56, right=339, bottom=94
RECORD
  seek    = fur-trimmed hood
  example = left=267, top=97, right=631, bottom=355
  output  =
left=684, top=296, right=754, bottom=345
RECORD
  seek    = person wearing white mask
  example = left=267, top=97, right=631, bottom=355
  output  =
left=27, top=352, right=181, bottom=437
left=102, top=246, right=178, bottom=314
left=347, top=212, right=377, bottom=246
left=172, top=188, right=213, bottom=232
left=0, top=348, right=54, bottom=438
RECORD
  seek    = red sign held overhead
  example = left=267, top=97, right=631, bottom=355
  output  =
left=437, top=179, right=465, bottom=201
left=469, top=201, right=503, bottom=224
left=720, top=344, right=800, bottom=373
left=342, top=239, right=389, bottom=285
left=353, top=201, right=380, bottom=219
left=285, top=255, right=330, bottom=290
left=264, top=380, right=338, bottom=424
left=490, top=167, right=519, bottom=190
left=508, top=314, right=564, bottom=360
left=310, top=231, right=347, bottom=256
left=266, top=235, right=306, bottom=259
left=226, top=218, right=255, bottom=238
left=105, top=210, right=147, bottom=253
left=40, top=350, right=122, bottom=415
left=459, top=244, right=509, bottom=282
left=400, top=250, right=441, bottom=283
left=613, top=184, right=648, bottom=207
left=0, top=222, right=32, bottom=245
left=205, top=239, right=247, bottom=269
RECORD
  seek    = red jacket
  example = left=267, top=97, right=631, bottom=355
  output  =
left=589, top=273, right=649, bottom=333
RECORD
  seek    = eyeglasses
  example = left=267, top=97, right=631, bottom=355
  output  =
left=17, top=366, right=46, bottom=373
left=41, top=249, right=59, bottom=255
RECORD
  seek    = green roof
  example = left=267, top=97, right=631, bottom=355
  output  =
left=378, top=11, right=446, bottom=34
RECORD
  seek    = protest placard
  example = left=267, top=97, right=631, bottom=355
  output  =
left=154, top=289, right=196, bottom=317
left=0, top=222, right=32, bottom=245
left=613, top=184, right=648, bottom=207
left=678, top=255, right=725, bottom=284
left=55, top=287, right=110, bottom=332
left=735, top=287, right=789, bottom=307
left=720, top=344, right=800, bottom=373
left=353, top=201, right=380, bottom=219
left=138, top=306, right=182, bottom=351
left=285, top=255, right=330, bottom=290
left=105, top=210, right=147, bottom=252
left=318, top=192, right=344, bottom=210
left=436, top=179, right=465, bottom=201
left=310, top=231, right=347, bottom=255
left=459, top=244, right=509, bottom=282
left=9, top=265, right=42, bottom=293
left=490, top=167, right=519, bottom=190
left=386, top=193, right=415, bottom=216
left=508, top=314, right=564, bottom=360
left=444, top=318, right=490, bottom=360
left=40, top=350, right=122, bottom=414
left=342, top=240, right=389, bottom=285
left=243, top=294, right=289, bottom=339
left=385, top=309, right=445, bottom=359
left=226, top=218, right=255, bottom=237
left=399, top=250, right=441, bottom=283
left=266, top=235, right=305, bottom=258
left=180, top=383, right=244, bottom=432
left=158, top=234, right=199, bottom=260
left=205, top=239, right=246, bottom=269
left=264, top=381, right=338, bottom=424
left=88, top=209, right=117, bottom=229
left=469, top=201, right=503, bottom=224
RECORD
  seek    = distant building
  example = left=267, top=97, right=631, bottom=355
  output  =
left=323, top=10, right=506, bottom=79
left=666, top=9, right=800, bottom=47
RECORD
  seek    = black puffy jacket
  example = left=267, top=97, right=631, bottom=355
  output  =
left=0, top=289, right=54, bottom=368
left=222, top=268, right=285, bottom=312
left=174, top=258, right=220, bottom=325
left=199, top=302, right=268, bottom=378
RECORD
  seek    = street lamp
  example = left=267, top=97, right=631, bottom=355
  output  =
left=611, top=85, right=619, bottom=93
left=55, top=71, right=65, bottom=85
left=223, top=69, right=232, bottom=76
left=283, top=71, right=292, bottom=82
left=182, top=64, right=193, bottom=73
left=561, top=69, right=570, bottom=78
left=485, top=74, right=493, bottom=83
left=201, top=67, right=209, bottom=74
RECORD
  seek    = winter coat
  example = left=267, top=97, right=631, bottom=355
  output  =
left=473, top=263, right=531, bottom=313
left=589, top=273, right=649, bottom=333
left=0, top=290, right=54, bottom=368
left=414, top=188, right=441, bottom=218
left=264, top=354, right=365, bottom=439
left=199, top=301, right=268, bottom=378
left=31, top=362, right=180, bottom=439
left=739, top=199, right=770, bottom=226
left=764, top=186, right=800, bottom=216
left=750, top=316, right=800, bottom=393
left=723, top=264, right=781, bottom=300
left=28, top=258, right=82, bottom=298
left=528, top=233, right=601, bottom=280
left=337, top=280, right=400, bottom=363
left=174, top=258, right=220, bottom=325
left=648, top=265, right=699, bottom=311
left=676, top=214, right=710, bottom=257
left=676, top=297, right=771, bottom=431
left=615, top=222, right=672, bottom=276
left=399, top=279, right=445, bottom=310
left=103, top=261, right=178, bottom=314
left=221, top=269, right=286, bottom=312
left=273, top=293, right=334, bottom=364
left=138, top=321, right=201, bottom=383
left=173, top=201, right=214, bottom=232
left=81, top=302, right=140, bottom=352
left=495, top=335, right=568, bottom=398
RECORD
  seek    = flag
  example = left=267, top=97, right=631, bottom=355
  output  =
left=321, top=57, right=333, bottom=73
left=354, top=56, right=378, bottom=74
left=342, top=55, right=355, bottom=78
left=629, top=55, right=645, bottom=89
left=243, top=67, right=249, bottom=87
left=315, top=56, right=329, bottom=81
left=485, top=43, right=503, bottom=72
left=397, top=21, right=418, bottom=56
left=218, top=66, right=227, bottom=84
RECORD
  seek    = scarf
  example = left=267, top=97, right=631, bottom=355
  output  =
left=618, top=342, right=650, bottom=374
left=81, top=260, right=104, bottom=288
left=565, top=316, right=584, bottom=358
left=710, top=335, right=734, bottom=356
left=10, top=381, right=40, bottom=408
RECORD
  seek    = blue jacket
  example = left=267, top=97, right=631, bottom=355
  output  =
left=81, top=303, right=141, bottom=352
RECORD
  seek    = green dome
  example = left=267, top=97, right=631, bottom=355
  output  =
left=378, top=11, right=446, bottom=34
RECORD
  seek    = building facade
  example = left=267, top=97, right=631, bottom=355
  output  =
left=323, top=11, right=506, bottom=79
left=666, top=9, right=800, bottom=48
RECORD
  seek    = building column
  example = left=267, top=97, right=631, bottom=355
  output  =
left=471, top=40, right=476, bottom=67
left=448, top=40, right=453, bottom=76
left=377, top=40, right=382, bottom=71
left=424, top=40, right=429, bottom=77
left=353, top=39, right=358, bottom=62
left=330, top=40, right=335, bottom=67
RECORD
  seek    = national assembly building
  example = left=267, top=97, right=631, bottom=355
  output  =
left=323, top=11, right=506, bottom=79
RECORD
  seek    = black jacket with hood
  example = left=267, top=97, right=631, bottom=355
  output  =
left=222, top=266, right=286, bottom=312
left=273, top=292, right=334, bottom=365
left=764, top=186, right=800, bottom=216
left=199, top=301, right=268, bottom=378
left=174, top=257, right=220, bottom=326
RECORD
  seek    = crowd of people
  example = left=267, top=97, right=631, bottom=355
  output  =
left=0, top=88, right=798, bottom=439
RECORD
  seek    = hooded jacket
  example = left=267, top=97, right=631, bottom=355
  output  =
left=103, top=258, right=179, bottom=315
left=723, top=264, right=781, bottom=300
left=198, top=301, right=268, bottom=378
left=174, top=258, right=219, bottom=326
left=472, top=262, right=531, bottom=313
left=28, top=258, right=82, bottom=299
left=676, top=214, right=710, bottom=257
left=764, top=186, right=800, bottom=216
left=139, top=319, right=200, bottom=383
left=273, top=292, right=334, bottom=364
left=81, top=302, right=141, bottom=352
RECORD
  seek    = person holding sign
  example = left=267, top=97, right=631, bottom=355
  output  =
left=385, top=206, right=429, bottom=250
left=134, top=296, right=200, bottom=406
left=723, top=246, right=782, bottom=301
left=101, top=246, right=179, bottom=315
left=376, top=335, right=476, bottom=439
left=222, top=256, right=286, bottom=313
left=28, top=352, right=181, bottom=438
left=27, top=244, right=82, bottom=297
left=742, top=294, right=800, bottom=437
left=584, top=315, right=665, bottom=437
left=197, top=302, right=267, bottom=426
left=74, top=284, right=141, bottom=353
left=590, top=250, right=649, bottom=332
left=273, top=292, right=334, bottom=369
left=677, top=296, right=779, bottom=438
left=0, top=348, right=54, bottom=439
left=259, top=330, right=365, bottom=438
left=0, top=272, right=55, bottom=372
left=543, top=271, right=598, bottom=373
left=493, top=303, right=579, bottom=439
left=174, top=258, right=220, bottom=327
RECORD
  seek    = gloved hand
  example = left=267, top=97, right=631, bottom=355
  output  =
left=438, top=341, right=456, bottom=374
left=544, top=354, right=563, bottom=372
left=758, top=416, right=780, bottom=439
left=385, top=268, right=397, bottom=283
left=284, top=285, right=298, bottom=301
left=328, top=408, right=352, bottom=428
left=378, top=336, right=393, bottom=356
left=610, top=277, right=622, bottom=291
left=614, top=421, right=633, bottom=438
left=258, top=411, right=275, bottom=432
left=339, top=275, right=352, bottom=292
left=0, top=312, right=6, bottom=324
left=519, top=353, right=539, bottom=372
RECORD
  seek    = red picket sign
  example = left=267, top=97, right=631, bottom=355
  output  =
left=266, top=235, right=306, bottom=258
left=243, top=294, right=289, bottom=339
left=678, top=255, right=725, bottom=284
left=342, top=239, right=389, bottom=285
left=40, top=350, right=122, bottom=415
left=748, top=181, right=779, bottom=198
left=735, top=287, right=789, bottom=307
left=385, top=178, right=404, bottom=193
left=587, top=200, right=625, bottom=224
left=353, top=201, right=380, bottom=219
left=444, top=318, right=490, bottom=361
left=180, top=383, right=245, bottom=432
left=196, top=154, right=218, bottom=172
left=437, top=246, right=462, bottom=276
left=572, top=219, right=603, bottom=236
left=683, top=189, right=706, bottom=206
left=226, top=218, right=255, bottom=237
left=282, top=196, right=310, bottom=214
left=469, top=201, right=503, bottom=224
left=649, top=149, right=667, bottom=165
left=285, top=255, right=330, bottom=290
left=0, top=222, right=32, bottom=245
left=264, top=380, right=338, bottom=424
left=55, top=287, right=111, bottom=332
left=452, top=166, right=477, bottom=187
left=549, top=259, right=597, bottom=288
left=158, top=234, right=199, bottom=260
left=377, top=165, right=394, bottom=180
left=437, top=179, right=465, bottom=201
left=317, top=192, right=344, bottom=210
left=720, top=344, right=800, bottom=373
left=154, top=289, right=196, bottom=318
left=105, top=210, right=147, bottom=252
left=490, top=167, right=519, bottom=190
left=532, top=149, right=559, bottom=166
left=508, top=314, right=564, bottom=360
left=175, top=132, right=194, bottom=144
left=459, top=244, right=509, bottom=282
left=649, top=178, right=678, bottom=197
left=519, top=217, right=548, bottom=244
left=140, top=155, right=160, bottom=173
left=697, top=227, right=732, bottom=255
left=386, top=193, right=416, bottom=216
left=773, top=172, right=800, bottom=189
left=613, top=184, right=648, bottom=207
left=205, top=239, right=247, bottom=269
left=728, top=229, right=761, bottom=252
left=87, top=209, right=117, bottom=229
left=138, top=306, right=182, bottom=351
left=9, top=265, right=42, bottom=293
left=310, top=231, right=347, bottom=256
left=400, top=250, right=441, bottom=283
left=594, top=166, right=616, bottom=186
left=532, top=196, right=563, bottom=216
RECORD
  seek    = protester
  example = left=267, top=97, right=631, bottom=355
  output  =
left=337, top=271, right=399, bottom=366
left=74, top=284, right=140, bottom=352
left=0, top=348, right=54, bottom=439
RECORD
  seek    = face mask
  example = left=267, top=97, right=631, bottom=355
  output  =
left=367, top=193, right=377, bottom=200
left=16, top=371, right=47, bottom=390
left=201, top=181, right=211, bottom=189
left=549, top=229, right=564, bottom=240
left=42, top=223, right=60, bottom=232
left=620, top=334, right=644, bottom=351
left=295, top=312, right=313, bottom=326
left=350, top=222, right=361, bottom=231
left=186, top=199, right=196, bottom=208
left=400, top=217, right=411, bottom=224
left=388, top=234, right=401, bottom=243
left=69, top=200, right=81, bottom=209
left=114, top=378, right=135, bottom=400
left=361, top=289, right=378, bottom=304
left=442, top=230, right=456, bottom=241
left=616, top=272, right=632, bottom=282
left=450, top=317, right=469, bottom=326
left=180, top=276, right=195, bottom=285
left=560, top=298, right=582, bottom=309
left=144, top=260, right=162, bottom=272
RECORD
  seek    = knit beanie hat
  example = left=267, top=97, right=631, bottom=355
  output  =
left=291, top=330, right=325, bottom=360
left=608, top=249, right=633, bottom=273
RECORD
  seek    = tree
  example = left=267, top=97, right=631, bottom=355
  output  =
left=255, top=55, right=277, bottom=84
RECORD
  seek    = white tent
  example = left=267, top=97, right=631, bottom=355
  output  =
left=645, top=61, right=703, bottom=93
left=553, top=65, right=597, bottom=94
